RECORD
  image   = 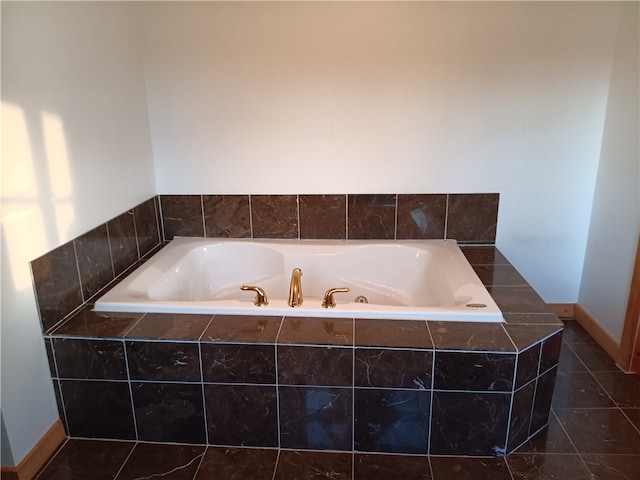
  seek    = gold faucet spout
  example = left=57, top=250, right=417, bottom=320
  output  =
left=288, top=268, right=303, bottom=307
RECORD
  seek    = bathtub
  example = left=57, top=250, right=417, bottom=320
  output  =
left=94, top=237, right=504, bottom=322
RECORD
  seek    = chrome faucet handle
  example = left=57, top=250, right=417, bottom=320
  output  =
left=240, top=285, right=269, bottom=306
left=322, top=287, right=350, bottom=309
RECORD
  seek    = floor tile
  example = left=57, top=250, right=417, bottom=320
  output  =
left=507, top=453, right=592, bottom=479
left=623, top=408, right=640, bottom=431
left=551, top=371, right=615, bottom=408
left=354, top=453, right=431, bottom=479
left=429, top=456, right=512, bottom=480
left=115, top=443, right=205, bottom=480
left=274, top=450, right=352, bottom=480
left=581, top=454, right=640, bottom=480
left=193, top=447, right=278, bottom=479
left=556, top=344, right=588, bottom=373
left=560, top=320, right=596, bottom=345
left=514, top=413, right=576, bottom=454
left=35, top=439, right=134, bottom=480
left=570, top=342, right=620, bottom=372
left=592, top=371, right=640, bottom=407
left=555, top=408, right=640, bottom=454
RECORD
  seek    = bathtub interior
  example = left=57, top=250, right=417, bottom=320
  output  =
left=95, top=238, right=504, bottom=321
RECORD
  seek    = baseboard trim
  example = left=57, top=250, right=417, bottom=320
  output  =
left=573, top=303, right=622, bottom=367
left=0, top=420, right=66, bottom=480
left=548, top=303, right=575, bottom=318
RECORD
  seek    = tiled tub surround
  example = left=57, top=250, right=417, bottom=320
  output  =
left=42, top=247, right=563, bottom=457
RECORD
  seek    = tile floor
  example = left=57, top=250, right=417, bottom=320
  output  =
left=34, top=319, right=640, bottom=480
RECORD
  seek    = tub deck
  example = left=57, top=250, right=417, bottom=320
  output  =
left=44, top=246, right=563, bottom=456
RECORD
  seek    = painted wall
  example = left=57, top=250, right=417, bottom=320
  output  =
left=579, top=2, right=640, bottom=342
left=1, top=1, right=155, bottom=466
left=140, top=1, right=621, bottom=303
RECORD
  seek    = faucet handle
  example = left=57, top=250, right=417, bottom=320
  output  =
left=240, top=285, right=269, bottom=306
left=322, top=287, right=350, bottom=309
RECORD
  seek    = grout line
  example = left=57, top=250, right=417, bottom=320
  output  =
left=32, top=437, right=70, bottom=480
left=157, top=195, right=167, bottom=242
left=104, top=220, right=117, bottom=280
left=122, top=340, right=140, bottom=441
left=200, top=194, right=206, bottom=238
left=443, top=194, right=450, bottom=240
left=71, top=239, right=86, bottom=304
left=393, top=194, right=398, bottom=240
left=112, top=441, right=138, bottom=480
left=248, top=195, right=254, bottom=239
left=131, top=208, right=141, bottom=261
left=197, top=341, right=210, bottom=445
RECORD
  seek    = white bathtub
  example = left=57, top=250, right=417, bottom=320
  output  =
left=94, top=237, right=504, bottom=322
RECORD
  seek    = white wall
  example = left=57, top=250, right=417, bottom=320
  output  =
left=1, top=1, right=155, bottom=466
left=140, top=1, right=622, bottom=303
left=579, top=2, right=640, bottom=342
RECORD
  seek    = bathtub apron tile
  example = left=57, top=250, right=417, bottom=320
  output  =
left=507, top=381, right=537, bottom=452
left=204, top=384, right=278, bottom=447
left=131, top=381, right=206, bottom=444
left=201, top=343, right=276, bottom=384
left=53, top=338, right=127, bottom=380
left=278, top=317, right=353, bottom=346
left=60, top=379, right=136, bottom=440
left=126, top=341, right=202, bottom=382
left=355, top=319, right=432, bottom=349
left=51, top=306, right=143, bottom=338
left=354, top=388, right=431, bottom=454
left=433, top=351, right=516, bottom=391
left=125, top=313, right=213, bottom=340
left=277, top=345, right=353, bottom=386
left=278, top=386, right=353, bottom=451
left=430, top=390, right=511, bottom=456
left=529, top=366, right=558, bottom=435
left=354, top=348, right=432, bottom=389
left=514, top=343, right=542, bottom=389
left=202, top=314, right=282, bottom=343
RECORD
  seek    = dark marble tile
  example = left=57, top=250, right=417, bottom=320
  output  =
left=53, top=338, right=126, bottom=380
left=582, top=454, right=640, bottom=480
left=557, top=344, right=588, bottom=373
left=560, top=319, right=596, bottom=345
left=194, top=447, right=278, bottom=480
left=460, top=246, right=509, bottom=265
left=125, top=313, right=212, bottom=340
left=355, top=348, right=432, bottom=389
left=107, top=210, right=138, bottom=277
left=160, top=195, right=204, bottom=240
left=473, top=264, right=527, bottom=287
left=430, top=391, right=511, bottom=456
left=355, top=319, right=432, bottom=348
left=205, top=384, right=278, bottom=447
left=60, top=380, right=135, bottom=439
left=44, top=338, right=57, bottom=377
left=488, top=286, right=552, bottom=315
left=116, top=443, right=205, bottom=480
left=428, top=321, right=515, bottom=351
left=529, top=366, right=557, bottom=434
left=51, top=306, right=142, bottom=338
left=504, top=324, right=563, bottom=352
left=429, top=456, right=512, bottom=480
left=279, top=317, right=353, bottom=345
left=134, top=196, right=161, bottom=257
left=278, top=345, right=352, bottom=386
left=551, top=371, right=614, bottom=409
left=502, top=313, right=563, bottom=326
left=251, top=195, right=298, bottom=239
left=623, top=408, right=640, bottom=430
left=279, top=386, right=352, bottom=450
left=132, top=382, right=206, bottom=444
left=570, top=341, right=620, bottom=372
left=274, top=450, right=351, bottom=480
left=126, top=341, right=201, bottom=382
left=347, top=194, right=396, bottom=240
left=508, top=382, right=536, bottom=451
left=395, top=194, right=446, bottom=240
left=201, top=343, right=276, bottom=384
left=354, top=389, right=430, bottom=454
left=555, top=408, right=640, bottom=454
left=540, top=331, right=563, bottom=373
left=446, top=193, right=499, bottom=244
left=592, top=372, right=640, bottom=407
left=31, top=240, right=83, bottom=332
left=202, top=314, right=282, bottom=343
left=74, top=224, right=115, bottom=300
left=34, top=439, right=134, bottom=480
left=434, top=351, right=515, bottom=391
left=354, top=453, right=431, bottom=479
left=507, top=453, right=593, bottom=480
left=203, top=194, right=251, bottom=238
left=299, top=194, right=347, bottom=239
left=515, top=344, right=541, bottom=388
left=515, top=413, right=576, bottom=454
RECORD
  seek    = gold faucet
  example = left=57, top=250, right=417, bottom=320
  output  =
left=288, top=268, right=303, bottom=307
